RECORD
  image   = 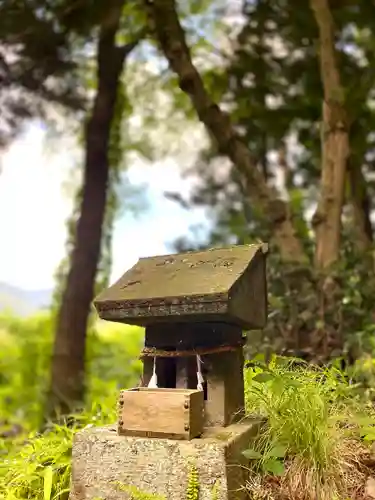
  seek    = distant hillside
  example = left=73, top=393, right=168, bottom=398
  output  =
left=0, top=282, right=52, bottom=317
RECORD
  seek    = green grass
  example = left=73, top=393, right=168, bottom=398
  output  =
left=1, top=425, right=73, bottom=500
left=243, top=356, right=372, bottom=499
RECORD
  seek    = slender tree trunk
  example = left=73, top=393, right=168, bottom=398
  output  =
left=146, top=0, right=308, bottom=265
left=348, top=162, right=373, bottom=254
left=47, top=2, right=142, bottom=417
left=310, top=0, right=350, bottom=270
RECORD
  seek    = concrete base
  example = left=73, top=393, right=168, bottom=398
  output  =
left=69, top=418, right=263, bottom=500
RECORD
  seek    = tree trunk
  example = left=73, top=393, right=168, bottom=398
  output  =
left=348, top=162, right=373, bottom=254
left=310, top=0, right=350, bottom=270
left=146, top=0, right=308, bottom=265
left=47, top=1, right=139, bottom=418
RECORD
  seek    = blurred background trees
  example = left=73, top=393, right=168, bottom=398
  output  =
left=2, top=0, right=375, bottom=418
left=160, top=0, right=375, bottom=363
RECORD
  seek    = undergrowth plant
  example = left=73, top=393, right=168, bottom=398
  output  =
left=0, top=425, right=73, bottom=500
left=243, top=355, right=371, bottom=500
left=0, top=398, right=123, bottom=500
left=186, top=463, right=199, bottom=500
left=115, top=482, right=166, bottom=499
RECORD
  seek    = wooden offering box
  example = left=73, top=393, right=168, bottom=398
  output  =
left=118, top=388, right=204, bottom=440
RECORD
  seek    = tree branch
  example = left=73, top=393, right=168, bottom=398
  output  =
left=310, top=0, right=342, bottom=102
left=310, top=0, right=350, bottom=269
left=146, top=0, right=307, bottom=264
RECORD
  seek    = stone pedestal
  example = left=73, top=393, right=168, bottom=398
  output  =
left=69, top=418, right=263, bottom=500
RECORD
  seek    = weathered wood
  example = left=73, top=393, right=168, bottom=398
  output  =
left=143, top=347, right=245, bottom=428
left=94, top=244, right=268, bottom=329
left=144, top=322, right=243, bottom=350
left=175, top=357, right=197, bottom=390
left=118, top=388, right=204, bottom=440
left=229, top=252, right=267, bottom=328
left=203, top=349, right=245, bottom=427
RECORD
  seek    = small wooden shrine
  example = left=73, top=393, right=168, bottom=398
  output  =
left=94, top=243, right=268, bottom=439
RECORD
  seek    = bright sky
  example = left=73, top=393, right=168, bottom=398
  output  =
left=0, top=122, right=211, bottom=291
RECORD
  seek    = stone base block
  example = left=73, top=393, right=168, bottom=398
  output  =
left=69, top=418, right=263, bottom=500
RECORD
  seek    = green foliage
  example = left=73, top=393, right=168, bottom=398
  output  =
left=0, top=313, right=55, bottom=431
left=357, top=414, right=375, bottom=443
left=115, top=482, right=166, bottom=500
left=85, top=319, right=143, bottom=406
left=243, top=444, right=286, bottom=476
left=210, top=481, right=219, bottom=500
left=242, top=355, right=373, bottom=499
left=245, top=356, right=349, bottom=471
left=0, top=0, right=84, bottom=147
left=238, top=240, right=375, bottom=365
left=0, top=313, right=143, bottom=432
left=0, top=424, right=73, bottom=500
left=344, top=349, right=375, bottom=401
left=186, top=464, right=199, bottom=500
